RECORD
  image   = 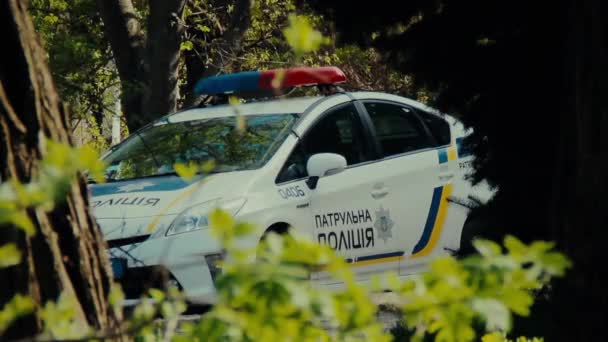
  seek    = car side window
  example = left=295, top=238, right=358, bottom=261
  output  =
left=276, top=104, right=369, bottom=183
left=417, top=110, right=451, bottom=146
left=364, top=102, right=434, bottom=157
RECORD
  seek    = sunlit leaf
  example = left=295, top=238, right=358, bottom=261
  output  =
left=108, top=283, right=125, bottom=313
left=197, top=24, right=211, bottom=33
left=174, top=162, right=198, bottom=180
left=10, top=211, right=36, bottom=236
left=472, top=298, right=511, bottom=331
left=209, top=209, right=234, bottom=235
left=474, top=239, right=502, bottom=257
left=501, top=288, right=533, bottom=316
left=201, top=160, right=216, bottom=173
left=148, top=288, right=165, bottom=302
left=283, top=14, right=327, bottom=57
left=482, top=332, right=507, bottom=342
left=180, top=40, right=194, bottom=51
left=0, top=244, right=21, bottom=268
left=0, top=294, right=34, bottom=335
left=40, top=293, right=89, bottom=339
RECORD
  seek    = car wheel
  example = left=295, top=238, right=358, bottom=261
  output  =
left=257, top=223, right=290, bottom=259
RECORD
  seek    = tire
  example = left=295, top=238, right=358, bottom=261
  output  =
left=257, top=223, right=290, bottom=259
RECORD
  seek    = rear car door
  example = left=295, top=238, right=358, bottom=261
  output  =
left=360, top=101, right=455, bottom=275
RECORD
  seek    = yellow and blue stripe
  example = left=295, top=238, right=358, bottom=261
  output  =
left=409, top=183, right=452, bottom=258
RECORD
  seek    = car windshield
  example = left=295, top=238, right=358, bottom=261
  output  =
left=102, top=114, right=297, bottom=181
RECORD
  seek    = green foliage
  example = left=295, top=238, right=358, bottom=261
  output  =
left=30, top=0, right=119, bottom=147
left=130, top=287, right=187, bottom=341
left=0, top=146, right=571, bottom=341
left=384, top=235, right=571, bottom=342
left=39, top=293, right=89, bottom=340
left=0, top=141, right=105, bottom=234
left=109, top=209, right=569, bottom=342
left=481, top=332, right=544, bottom=342
left=283, top=14, right=328, bottom=59
left=174, top=160, right=216, bottom=181
left=0, top=244, right=22, bottom=268
left=182, top=0, right=412, bottom=97
left=178, top=209, right=390, bottom=341
left=0, top=141, right=105, bottom=339
left=0, top=295, right=35, bottom=336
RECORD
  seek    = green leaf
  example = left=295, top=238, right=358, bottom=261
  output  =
left=180, top=40, right=194, bottom=51
left=233, top=222, right=255, bottom=236
left=0, top=244, right=22, bottom=268
left=0, top=294, right=34, bottom=335
left=504, top=235, right=527, bottom=258
left=472, top=298, right=511, bottom=332
left=209, top=209, right=235, bottom=243
left=539, top=252, right=572, bottom=276
left=201, top=160, right=216, bottom=173
left=10, top=211, right=36, bottom=236
left=197, top=24, right=211, bottom=33
left=474, top=239, right=502, bottom=257
left=482, top=332, right=507, bottom=342
left=40, top=293, right=89, bottom=339
left=174, top=162, right=198, bottom=180
left=501, top=288, right=533, bottom=316
left=108, top=283, right=125, bottom=313
left=283, top=14, right=327, bottom=57
left=148, top=288, right=165, bottom=302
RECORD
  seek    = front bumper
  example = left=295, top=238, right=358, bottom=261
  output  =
left=108, top=228, right=223, bottom=304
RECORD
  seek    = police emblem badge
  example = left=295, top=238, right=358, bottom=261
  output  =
left=374, top=206, right=394, bottom=243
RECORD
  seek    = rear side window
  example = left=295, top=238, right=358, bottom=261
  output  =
left=364, top=102, right=434, bottom=157
left=417, top=111, right=451, bottom=146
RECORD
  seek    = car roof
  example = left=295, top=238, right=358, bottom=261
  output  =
left=166, top=96, right=324, bottom=123
left=349, top=92, right=442, bottom=115
left=164, top=91, right=445, bottom=125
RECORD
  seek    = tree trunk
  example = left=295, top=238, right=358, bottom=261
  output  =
left=547, top=0, right=608, bottom=340
left=143, top=0, right=187, bottom=119
left=97, top=0, right=186, bottom=131
left=0, top=0, right=118, bottom=339
left=96, top=0, right=147, bottom=130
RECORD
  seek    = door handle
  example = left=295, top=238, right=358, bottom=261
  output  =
left=371, top=187, right=389, bottom=199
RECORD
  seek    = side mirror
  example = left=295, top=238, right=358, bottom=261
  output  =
left=305, top=153, right=347, bottom=190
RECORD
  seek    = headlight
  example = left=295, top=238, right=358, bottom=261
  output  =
left=165, top=198, right=246, bottom=236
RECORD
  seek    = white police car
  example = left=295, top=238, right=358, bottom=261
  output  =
left=90, top=67, right=493, bottom=303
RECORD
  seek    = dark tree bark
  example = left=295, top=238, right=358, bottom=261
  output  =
left=95, top=0, right=147, bottom=130
left=546, top=0, right=608, bottom=340
left=97, top=0, right=186, bottom=131
left=144, top=0, right=187, bottom=119
left=0, top=0, right=118, bottom=339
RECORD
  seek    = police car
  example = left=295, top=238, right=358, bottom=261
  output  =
left=90, top=67, right=493, bottom=303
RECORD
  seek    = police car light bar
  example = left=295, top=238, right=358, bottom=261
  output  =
left=193, top=66, right=346, bottom=96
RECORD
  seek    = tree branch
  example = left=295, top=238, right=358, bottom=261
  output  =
left=183, top=0, right=253, bottom=106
